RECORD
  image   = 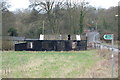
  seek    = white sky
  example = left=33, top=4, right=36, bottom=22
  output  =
left=8, top=0, right=120, bottom=11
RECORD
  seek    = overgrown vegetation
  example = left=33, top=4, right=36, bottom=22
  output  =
left=2, top=40, right=13, bottom=51
left=8, top=27, right=18, bottom=36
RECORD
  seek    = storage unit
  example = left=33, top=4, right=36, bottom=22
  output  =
left=15, top=40, right=87, bottom=51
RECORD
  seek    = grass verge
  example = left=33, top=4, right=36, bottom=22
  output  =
left=2, top=50, right=101, bottom=78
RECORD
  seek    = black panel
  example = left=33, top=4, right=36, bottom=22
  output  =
left=56, top=41, right=65, bottom=51
left=15, top=43, right=27, bottom=51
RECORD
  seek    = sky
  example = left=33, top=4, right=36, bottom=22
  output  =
left=8, top=0, right=120, bottom=11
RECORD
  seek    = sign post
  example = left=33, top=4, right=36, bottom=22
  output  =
left=111, top=34, right=114, bottom=77
left=103, top=34, right=114, bottom=77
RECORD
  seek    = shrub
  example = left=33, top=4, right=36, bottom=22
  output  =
left=2, top=40, right=14, bottom=51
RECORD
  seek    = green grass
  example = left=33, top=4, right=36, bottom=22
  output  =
left=2, top=50, right=100, bottom=78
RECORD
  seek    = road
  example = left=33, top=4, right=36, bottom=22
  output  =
left=99, top=44, right=119, bottom=52
left=87, top=31, right=100, bottom=43
left=87, top=31, right=120, bottom=52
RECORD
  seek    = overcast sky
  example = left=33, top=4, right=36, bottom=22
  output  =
left=8, top=0, right=120, bottom=11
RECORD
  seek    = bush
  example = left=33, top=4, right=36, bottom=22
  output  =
left=2, top=40, right=14, bottom=51
left=8, top=27, right=18, bottom=36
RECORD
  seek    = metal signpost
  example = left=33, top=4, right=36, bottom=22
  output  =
left=103, top=34, right=114, bottom=77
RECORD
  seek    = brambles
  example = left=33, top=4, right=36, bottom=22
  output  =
left=96, top=49, right=112, bottom=59
left=2, top=40, right=13, bottom=51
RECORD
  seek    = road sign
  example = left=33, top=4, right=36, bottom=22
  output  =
left=103, top=34, right=113, bottom=40
left=103, top=34, right=115, bottom=77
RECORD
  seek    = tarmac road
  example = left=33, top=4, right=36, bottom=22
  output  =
left=87, top=31, right=120, bottom=52
left=87, top=31, right=100, bottom=43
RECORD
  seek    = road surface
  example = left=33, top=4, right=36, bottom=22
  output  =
left=86, top=31, right=120, bottom=52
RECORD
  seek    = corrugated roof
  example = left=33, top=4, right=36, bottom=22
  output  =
left=2, top=36, right=25, bottom=41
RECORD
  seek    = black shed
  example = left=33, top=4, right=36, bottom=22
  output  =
left=15, top=40, right=87, bottom=51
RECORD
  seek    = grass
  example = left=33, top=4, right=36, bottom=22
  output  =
left=1, top=50, right=101, bottom=78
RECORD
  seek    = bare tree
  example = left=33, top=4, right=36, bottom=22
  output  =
left=1, top=0, right=10, bottom=12
left=29, top=0, right=64, bottom=34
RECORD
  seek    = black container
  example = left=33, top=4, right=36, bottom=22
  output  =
left=15, top=40, right=87, bottom=51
